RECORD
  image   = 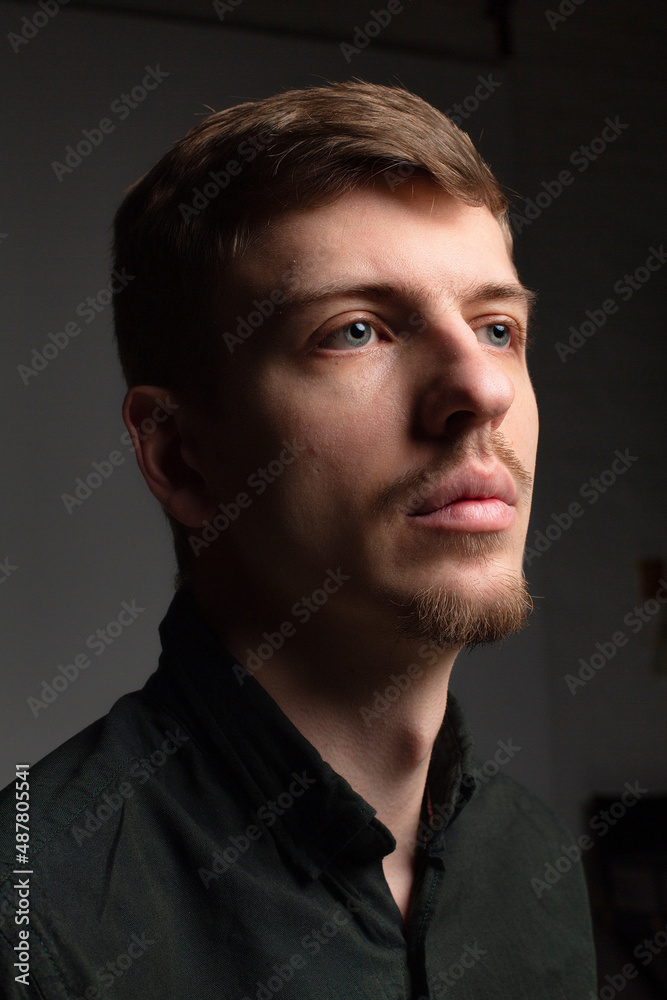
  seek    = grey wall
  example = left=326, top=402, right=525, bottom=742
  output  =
left=0, top=2, right=559, bottom=810
left=509, top=0, right=667, bottom=835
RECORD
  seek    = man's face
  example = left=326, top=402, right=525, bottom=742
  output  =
left=186, top=176, right=539, bottom=651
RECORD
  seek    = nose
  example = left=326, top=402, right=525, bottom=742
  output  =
left=414, top=321, right=515, bottom=439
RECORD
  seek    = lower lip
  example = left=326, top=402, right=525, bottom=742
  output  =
left=409, top=498, right=515, bottom=531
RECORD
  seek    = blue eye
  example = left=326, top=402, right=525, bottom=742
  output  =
left=478, top=323, right=513, bottom=348
left=320, top=320, right=379, bottom=350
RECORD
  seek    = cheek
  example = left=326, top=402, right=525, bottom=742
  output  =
left=526, top=391, right=540, bottom=462
left=508, top=384, right=539, bottom=465
left=286, top=413, right=400, bottom=516
left=241, top=386, right=401, bottom=557
left=256, top=362, right=402, bottom=480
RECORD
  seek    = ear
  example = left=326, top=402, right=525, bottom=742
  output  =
left=122, top=386, right=220, bottom=528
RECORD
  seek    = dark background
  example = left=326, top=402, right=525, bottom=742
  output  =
left=1, top=0, right=665, bottom=993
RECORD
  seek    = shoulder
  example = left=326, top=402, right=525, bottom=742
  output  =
left=0, top=689, right=193, bottom=888
left=429, top=768, right=597, bottom=991
left=457, top=766, right=594, bottom=918
left=472, top=767, right=568, bottom=835
left=462, top=765, right=577, bottom=859
left=0, top=691, right=202, bottom=997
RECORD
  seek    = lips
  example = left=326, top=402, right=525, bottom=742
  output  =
left=407, top=466, right=517, bottom=516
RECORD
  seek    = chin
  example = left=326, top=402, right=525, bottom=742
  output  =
left=385, top=560, right=533, bottom=651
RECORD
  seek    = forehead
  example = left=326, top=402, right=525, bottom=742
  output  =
left=234, top=178, right=517, bottom=305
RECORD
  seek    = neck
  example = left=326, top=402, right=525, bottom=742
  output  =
left=193, top=580, right=459, bottom=922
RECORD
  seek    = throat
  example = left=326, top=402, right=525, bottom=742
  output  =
left=382, top=846, right=417, bottom=925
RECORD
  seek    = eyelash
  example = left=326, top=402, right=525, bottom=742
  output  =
left=315, top=316, right=530, bottom=352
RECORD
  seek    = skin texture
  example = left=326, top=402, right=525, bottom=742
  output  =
left=124, top=176, right=539, bottom=923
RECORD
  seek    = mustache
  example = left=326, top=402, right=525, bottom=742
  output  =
left=373, top=431, right=534, bottom=516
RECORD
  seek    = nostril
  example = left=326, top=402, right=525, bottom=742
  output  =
left=443, top=410, right=480, bottom=437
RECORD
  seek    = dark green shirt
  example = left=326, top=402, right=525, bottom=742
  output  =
left=0, top=587, right=596, bottom=998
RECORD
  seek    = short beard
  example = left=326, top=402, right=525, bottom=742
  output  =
left=389, top=535, right=533, bottom=651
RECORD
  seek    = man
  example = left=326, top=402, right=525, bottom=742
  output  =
left=0, top=80, right=596, bottom=998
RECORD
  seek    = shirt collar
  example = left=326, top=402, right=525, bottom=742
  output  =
left=420, top=693, right=478, bottom=860
left=146, top=586, right=479, bottom=877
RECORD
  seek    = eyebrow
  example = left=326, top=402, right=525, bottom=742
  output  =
left=277, top=278, right=537, bottom=320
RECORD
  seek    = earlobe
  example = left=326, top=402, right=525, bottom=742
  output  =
left=122, top=385, right=219, bottom=528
